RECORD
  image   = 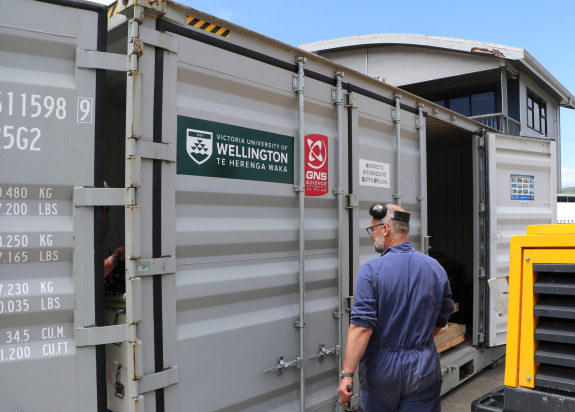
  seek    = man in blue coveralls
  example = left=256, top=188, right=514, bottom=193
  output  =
left=338, top=203, right=454, bottom=411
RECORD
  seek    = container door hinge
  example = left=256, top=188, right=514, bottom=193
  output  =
left=346, top=194, right=358, bottom=209
left=478, top=203, right=486, bottom=213
left=345, top=296, right=354, bottom=312
left=424, top=236, right=431, bottom=253
left=345, top=92, right=357, bottom=108
left=477, top=333, right=485, bottom=344
left=264, top=355, right=303, bottom=376
left=478, top=268, right=486, bottom=280
left=309, top=343, right=341, bottom=362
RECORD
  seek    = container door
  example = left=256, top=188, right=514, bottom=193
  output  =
left=352, top=96, right=422, bottom=265
left=0, top=0, right=106, bottom=410
left=486, top=132, right=556, bottom=347
left=169, top=23, right=345, bottom=411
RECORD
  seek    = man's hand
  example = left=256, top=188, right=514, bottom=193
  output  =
left=104, top=246, right=125, bottom=278
left=338, top=377, right=353, bottom=404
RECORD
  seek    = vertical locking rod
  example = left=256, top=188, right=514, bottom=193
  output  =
left=334, top=72, right=345, bottom=377
left=392, top=94, right=402, bottom=206
left=295, top=56, right=306, bottom=412
left=416, top=103, right=427, bottom=252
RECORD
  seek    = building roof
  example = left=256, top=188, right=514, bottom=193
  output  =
left=300, top=34, right=575, bottom=109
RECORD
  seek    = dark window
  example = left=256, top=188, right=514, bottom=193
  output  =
left=450, top=96, right=470, bottom=116
left=434, top=99, right=445, bottom=107
left=471, top=91, right=496, bottom=116
left=527, top=89, right=547, bottom=135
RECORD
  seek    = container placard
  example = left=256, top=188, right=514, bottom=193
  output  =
left=359, top=159, right=391, bottom=188
left=177, top=116, right=294, bottom=184
left=511, top=174, right=534, bottom=200
left=304, top=134, right=329, bottom=196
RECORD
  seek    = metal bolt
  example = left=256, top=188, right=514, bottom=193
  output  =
left=525, top=257, right=530, bottom=261
left=527, top=376, right=531, bottom=381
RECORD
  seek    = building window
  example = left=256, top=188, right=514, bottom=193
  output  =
left=471, top=91, right=496, bottom=116
left=438, top=91, right=496, bottom=118
left=527, top=89, right=547, bottom=135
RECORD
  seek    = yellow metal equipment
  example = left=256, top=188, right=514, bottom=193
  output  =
left=503, top=224, right=575, bottom=411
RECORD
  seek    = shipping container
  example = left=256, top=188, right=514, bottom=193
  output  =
left=0, top=0, right=556, bottom=411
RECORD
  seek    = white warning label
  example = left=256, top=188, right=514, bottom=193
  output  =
left=359, top=159, right=390, bottom=188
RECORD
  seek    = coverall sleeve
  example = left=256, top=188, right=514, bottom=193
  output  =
left=436, top=269, right=454, bottom=328
left=350, top=262, right=378, bottom=330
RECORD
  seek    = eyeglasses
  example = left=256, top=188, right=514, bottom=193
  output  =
left=366, top=223, right=386, bottom=235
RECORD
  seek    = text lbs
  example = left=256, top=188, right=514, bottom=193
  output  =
left=39, top=203, right=58, bottom=215
left=41, top=297, right=60, bottom=310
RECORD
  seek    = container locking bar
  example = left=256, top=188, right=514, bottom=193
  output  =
left=309, top=343, right=341, bottom=362
left=76, top=323, right=138, bottom=347
left=126, top=138, right=176, bottom=162
left=135, top=367, right=179, bottom=395
left=264, top=355, right=303, bottom=376
left=73, top=187, right=125, bottom=207
left=77, top=49, right=128, bottom=72
left=134, top=256, right=176, bottom=278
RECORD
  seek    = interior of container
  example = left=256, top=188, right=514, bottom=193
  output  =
left=426, top=122, right=476, bottom=346
left=101, top=22, right=128, bottom=409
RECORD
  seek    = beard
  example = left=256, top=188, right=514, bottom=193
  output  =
left=374, top=237, right=385, bottom=254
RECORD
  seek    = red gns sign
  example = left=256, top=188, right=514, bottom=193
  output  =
left=305, top=134, right=328, bottom=196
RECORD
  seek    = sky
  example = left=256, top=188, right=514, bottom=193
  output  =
left=93, top=0, right=575, bottom=188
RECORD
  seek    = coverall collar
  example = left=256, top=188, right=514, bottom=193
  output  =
left=380, top=241, right=414, bottom=257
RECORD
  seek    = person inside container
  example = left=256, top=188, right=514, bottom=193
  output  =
left=102, top=180, right=125, bottom=278
left=103, top=204, right=125, bottom=295
left=338, top=203, right=454, bottom=411
left=104, top=244, right=124, bottom=278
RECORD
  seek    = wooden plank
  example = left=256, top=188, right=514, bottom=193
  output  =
left=434, top=322, right=466, bottom=353
left=436, top=334, right=465, bottom=353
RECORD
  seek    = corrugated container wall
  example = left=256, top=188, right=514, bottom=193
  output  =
left=0, top=0, right=557, bottom=411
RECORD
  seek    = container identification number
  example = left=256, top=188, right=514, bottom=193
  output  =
left=0, top=92, right=67, bottom=120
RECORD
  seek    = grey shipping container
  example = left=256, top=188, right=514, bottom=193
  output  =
left=0, top=0, right=556, bottom=411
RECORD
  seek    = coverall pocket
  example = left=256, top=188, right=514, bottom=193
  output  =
left=414, top=357, right=440, bottom=394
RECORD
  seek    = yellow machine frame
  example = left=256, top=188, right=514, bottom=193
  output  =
left=504, top=224, right=575, bottom=389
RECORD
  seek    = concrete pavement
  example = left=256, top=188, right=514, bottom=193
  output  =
left=441, top=360, right=505, bottom=411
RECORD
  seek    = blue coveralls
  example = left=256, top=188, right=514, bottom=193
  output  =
left=351, top=242, right=454, bottom=412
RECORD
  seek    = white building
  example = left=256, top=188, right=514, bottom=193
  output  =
left=300, top=34, right=575, bottom=190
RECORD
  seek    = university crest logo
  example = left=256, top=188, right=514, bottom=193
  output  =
left=186, top=128, right=212, bottom=165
